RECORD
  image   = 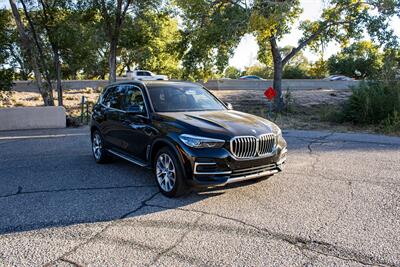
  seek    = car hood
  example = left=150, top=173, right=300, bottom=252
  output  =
left=156, top=110, right=278, bottom=138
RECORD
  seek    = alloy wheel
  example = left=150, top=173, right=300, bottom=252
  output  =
left=156, top=153, right=176, bottom=192
left=92, top=133, right=102, bottom=160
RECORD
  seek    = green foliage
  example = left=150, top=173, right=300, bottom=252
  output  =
left=327, top=41, right=383, bottom=79
left=0, top=69, right=13, bottom=106
left=0, top=9, right=14, bottom=96
left=250, top=1, right=302, bottom=40
left=382, top=111, right=400, bottom=134
left=0, top=68, right=13, bottom=91
left=381, top=49, right=400, bottom=82
left=175, top=0, right=249, bottom=80
left=308, top=59, right=328, bottom=79
left=342, top=81, right=400, bottom=126
left=224, top=66, right=241, bottom=79
left=243, top=64, right=272, bottom=79
left=120, top=10, right=182, bottom=79
left=282, top=65, right=309, bottom=79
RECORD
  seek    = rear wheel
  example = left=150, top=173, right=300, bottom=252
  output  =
left=154, top=147, right=188, bottom=197
left=91, top=131, right=111, bottom=163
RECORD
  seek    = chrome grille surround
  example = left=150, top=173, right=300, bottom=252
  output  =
left=230, top=133, right=276, bottom=159
left=258, top=133, right=276, bottom=156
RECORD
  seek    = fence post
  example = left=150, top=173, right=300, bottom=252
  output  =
left=80, top=96, right=85, bottom=123
left=86, top=100, right=89, bottom=124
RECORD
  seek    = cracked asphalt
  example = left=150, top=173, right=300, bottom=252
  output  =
left=0, top=127, right=400, bottom=266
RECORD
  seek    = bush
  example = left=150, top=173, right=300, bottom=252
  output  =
left=282, top=65, right=309, bottom=79
left=382, top=111, right=400, bottom=134
left=342, top=81, right=400, bottom=127
left=0, top=68, right=13, bottom=91
left=0, top=69, right=13, bottom=106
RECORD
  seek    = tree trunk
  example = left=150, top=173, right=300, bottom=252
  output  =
left=272, top=60, right=283, bottom=110
left=9, top=0, right=54, bottom=106
left=53, top=47, right=63, bottom=106
left=269, top=37, right=284, bottom=111
left=108, top=38, right=118, bottom=83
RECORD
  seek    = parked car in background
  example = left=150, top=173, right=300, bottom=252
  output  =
left=239, top=75, right=264, bottom=80
left=324, top=75, right=355, bottom=81
left=126, top=70, right=168, bottom=81
left=90, top=81, right=287, bottom=197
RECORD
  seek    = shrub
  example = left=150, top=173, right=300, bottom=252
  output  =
left=282, top=65, right=309, bottom=79
left=342, top=81, right=400, bottom=126
left=382, top=111, right=400, bottom=134
left=0, top=69, right=13, bottom=107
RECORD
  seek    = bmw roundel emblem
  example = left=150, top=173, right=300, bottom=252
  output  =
left=251, top=129, right=257, bottom=134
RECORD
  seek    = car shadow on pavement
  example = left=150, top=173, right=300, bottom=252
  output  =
left=0, top=156, right=267, bottom=236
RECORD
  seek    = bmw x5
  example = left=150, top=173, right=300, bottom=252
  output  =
left=91, top=81, right=287, bottom=197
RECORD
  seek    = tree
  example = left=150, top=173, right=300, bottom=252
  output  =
left=327, top=40, right=383, bottom=79
left=308, top=59, right=328, bottom=79
left=92, top=0, right=143, bottom=83
left=252, top=0, right=399, bottom=110
left=35, top=0, right=76, bottom=106
left=224, top=66, right=241, bottom=79
left=119, top=9, right=182, bottom=78
left=175, top=0, right=249, bottom=80
left=9, top=0, right=55, bottom=106
left=243, top=63, right=272, bottom=79
left=381, top=49, right=400, bottom=82
left=0, top=9, right=14, bottom=99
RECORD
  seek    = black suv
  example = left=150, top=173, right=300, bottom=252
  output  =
left=91, top=81, right=287, bottom=197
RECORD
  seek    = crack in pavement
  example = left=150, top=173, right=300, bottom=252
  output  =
left=289, top=135, right=400, bottom=147
left=145, top=203, right=396, bottom=267
left=146, top=214, right=204, bottom=266
left=59, top=258, right=84, bottom=267
left=44, top=191, right=160, bottom=267
left=306, top=134, right=358, bottom=238
left=0, top=184, right=157, bottom=199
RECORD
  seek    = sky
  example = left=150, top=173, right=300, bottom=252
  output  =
left=2, top=0, right=399, bottom=71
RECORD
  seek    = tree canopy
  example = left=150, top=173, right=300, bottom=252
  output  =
left=2, top=0, right=400, bottom=106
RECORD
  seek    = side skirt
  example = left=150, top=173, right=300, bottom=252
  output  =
left=107, top=149, right=150, bottom=168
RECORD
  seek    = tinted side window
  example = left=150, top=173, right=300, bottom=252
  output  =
left=122, top=85, right=147, bottom=114
left=103, top=86, right=125, bottom=110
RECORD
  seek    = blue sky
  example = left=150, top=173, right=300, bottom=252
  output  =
left=2, top=0, right=399, bottom=70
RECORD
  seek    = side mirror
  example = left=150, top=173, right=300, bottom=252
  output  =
left=225, top=102, right=233, bottom=110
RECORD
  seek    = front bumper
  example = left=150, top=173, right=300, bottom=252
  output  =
left=182, top=145, right=287, bottom=188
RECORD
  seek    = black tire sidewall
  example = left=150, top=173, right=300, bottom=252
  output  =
left=154, top=147, right=187, bottom=197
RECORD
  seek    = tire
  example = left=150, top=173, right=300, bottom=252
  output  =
left=154, top=147, right=188, bottom=197
left=91, top=130, right=111, bottom=164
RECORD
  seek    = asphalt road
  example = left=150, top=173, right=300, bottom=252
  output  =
left=0, top=127, right=399, bottom=267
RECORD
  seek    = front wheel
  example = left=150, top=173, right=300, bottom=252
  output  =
left=154, top=147, right=188, bottom=197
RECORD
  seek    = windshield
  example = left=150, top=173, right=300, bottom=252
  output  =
left=148, top=84, right=226, bottom=112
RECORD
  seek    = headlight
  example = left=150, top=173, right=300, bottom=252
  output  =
left=179, top=134, right=225, bottom=148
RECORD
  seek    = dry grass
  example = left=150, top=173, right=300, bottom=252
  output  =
left=2, top=88, right=101, bottom=117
